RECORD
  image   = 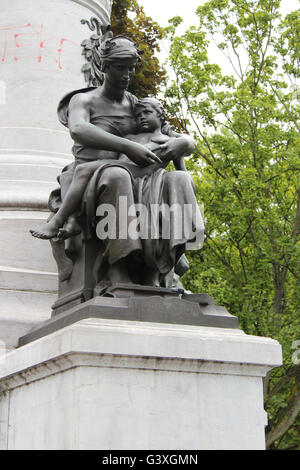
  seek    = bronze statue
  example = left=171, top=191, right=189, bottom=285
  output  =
left=30, top=35, right=204, bottom=310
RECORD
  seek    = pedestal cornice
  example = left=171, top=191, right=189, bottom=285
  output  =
left=0, top=318, right=283, bottom=392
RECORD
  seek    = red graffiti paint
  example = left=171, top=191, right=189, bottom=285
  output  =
left=0, top=23, right=31, bottom=62
left=56, top=37, right=73, bottom=70
left=0, top=23, right=31, bottom=31
left=1, top=36, right=7, bottom=62
left=0, top=22, right=78, bottom=69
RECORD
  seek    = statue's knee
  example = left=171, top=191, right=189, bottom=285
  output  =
left=59, top=170, right=73, bottom=187
left=165, top=171, right=191, bottom=188
left=75, top=163, right=95, bottom=182
left=102, top=167, right=131, bottom=188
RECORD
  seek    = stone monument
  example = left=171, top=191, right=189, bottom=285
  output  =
left=0, top=1, right=282, bottom=450
left=23, top=31, right=235, bottom=338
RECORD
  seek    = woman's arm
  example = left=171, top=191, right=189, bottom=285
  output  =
left=68, top=94, right=161, bottom=166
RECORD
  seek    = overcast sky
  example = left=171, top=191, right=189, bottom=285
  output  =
left=138, top=0, right=299, bottom=58
left=137, top=0, right=299, bottom=72
left=138, top=0, right=298, bottom=27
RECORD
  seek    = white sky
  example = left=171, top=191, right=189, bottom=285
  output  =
left=136, top=0, right=300, bottom=85
left=138, top=0, right=203, bottom=59
left=138, top=0, right=202, bottom=30
left=138, top=0, right=299, bottom=26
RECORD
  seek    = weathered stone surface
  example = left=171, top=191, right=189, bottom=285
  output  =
left=0, top=318, right=282, bottom=450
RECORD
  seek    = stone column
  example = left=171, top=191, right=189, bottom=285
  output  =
left=0, top=0, right=113, bottom=348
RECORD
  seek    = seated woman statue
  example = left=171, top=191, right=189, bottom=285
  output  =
left=30, top=35, right=204, bottom=287
left=30, top=97, right=188, bottom=240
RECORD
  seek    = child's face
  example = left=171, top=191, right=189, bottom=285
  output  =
left=135, top=104, right=161, bottom=133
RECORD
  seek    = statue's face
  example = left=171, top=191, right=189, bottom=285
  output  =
left=135, top=104, right=162, bottom=133
left=105, top=59, right=137, bottom=90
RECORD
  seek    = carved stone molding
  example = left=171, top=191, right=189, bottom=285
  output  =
left=72, top=0, right=113, bottom=24
left=0, top=350, right=273, bottom=394
left=0, top=318, right=281, bottom=393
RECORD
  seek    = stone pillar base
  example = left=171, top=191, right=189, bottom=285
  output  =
left=0, top=319, right=282, bottom=450
left=0, top=209, right=59, bottom=348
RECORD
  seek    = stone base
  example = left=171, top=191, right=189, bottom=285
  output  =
left=19, top=287, right=239, bottom=346
left=0, top=318, right=282, bottom=450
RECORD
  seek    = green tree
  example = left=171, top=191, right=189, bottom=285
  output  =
left=111, top=0, right=166, bottom=97
left=164, top=0, right=300, bottom=449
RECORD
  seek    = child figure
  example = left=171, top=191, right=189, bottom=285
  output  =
left=119, top=97, right=187, bottom=172
left=30, top=98, right=188, bottom=240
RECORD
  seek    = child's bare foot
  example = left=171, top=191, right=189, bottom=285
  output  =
left=30, top=219, right=60, bottom=239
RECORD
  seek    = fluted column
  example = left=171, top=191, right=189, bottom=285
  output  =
left=0, top=0, right=112, bottom=348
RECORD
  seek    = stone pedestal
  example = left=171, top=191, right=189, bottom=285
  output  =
left=0, top=0, right=112, bottom=348
left=0, top=319, right=282, bottom=450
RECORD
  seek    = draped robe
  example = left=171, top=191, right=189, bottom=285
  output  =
left=50, top=87, right=204, bottom=285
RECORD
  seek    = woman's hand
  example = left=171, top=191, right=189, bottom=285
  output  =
left=157, top=135, right=195, bottom=162
left=124, top=141, right=162, bottom=167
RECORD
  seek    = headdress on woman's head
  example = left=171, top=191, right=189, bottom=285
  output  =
left=99, top=35, right=143, bottom=70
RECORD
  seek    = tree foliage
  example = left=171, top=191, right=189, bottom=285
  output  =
left=111, top=0, right=166, bottom=97
left=164, top=0, right=300, bottom=449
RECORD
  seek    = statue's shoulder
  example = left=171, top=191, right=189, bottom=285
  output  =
left=125, top=91, right=138, bottom=108
left=57, top=86, right=97, bottom=127
left=69, top=90, right=95, bottom=105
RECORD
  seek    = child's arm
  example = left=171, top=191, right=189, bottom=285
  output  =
left=158, top=133, right=195, bottom=162
left=173, top=157, right=187, bottom=172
